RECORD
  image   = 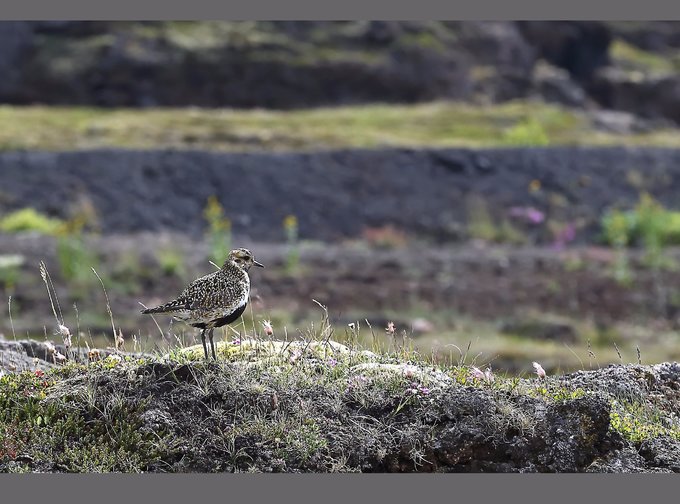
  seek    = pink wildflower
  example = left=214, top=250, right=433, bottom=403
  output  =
left=262, top=320, right=274, bottom=336
left=470, top=366, right=486, bottom=380
left=533, top=362, right=546, bottom=379
left=509, top=206, right=545, bottom=225
left=470, top=366, right=495, bottom=383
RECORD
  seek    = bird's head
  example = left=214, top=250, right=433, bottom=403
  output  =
left=226, top=248, right=264, bottom=271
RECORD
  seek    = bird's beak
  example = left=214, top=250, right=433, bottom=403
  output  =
left=254, top=260, right=265, bottom=268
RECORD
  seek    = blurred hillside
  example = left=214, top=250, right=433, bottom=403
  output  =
left=3, top=21, right=680, bottom=373
left=0, top=21, right=678, bottom=124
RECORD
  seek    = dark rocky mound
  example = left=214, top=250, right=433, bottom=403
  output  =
left=2, top=147, right=680, bottom=244
left=3, top=21, right=680, bottom=124
left=1, top=342, right=679, bottom=472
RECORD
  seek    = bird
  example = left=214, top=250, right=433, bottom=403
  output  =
left=141, top=247, right=264, bottom=360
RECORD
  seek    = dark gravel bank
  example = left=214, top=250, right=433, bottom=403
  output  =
left=2, top=147, right=680, bottom=243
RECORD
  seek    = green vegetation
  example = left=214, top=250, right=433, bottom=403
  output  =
left=602, top=193, right=680, bottom=274
left=156, top=247, right=186, bottom=278
left=2, top=330, right=677, bottom=472
left=203, top=196, right=232, bottom=266
left=465, top=194, right=527, bottom=244
left=0, top=255, right=24, bottom=294
left=55, top=222, right=98, bottom=285
left=502, top=117, right=550, bottom=146
left=610, top=38, right=680, bottom=75
left=0, top=361, right=168, bottom=472
left=625, top=193, right=680, bottom=247
left=1, top=101, right=680, bottom=153
left=0, top=207, right=101, bottom=289
left=283, top=215, right=300, bottom=273
left=0, top=208, right=64, bottom=235
left=610, top=400, right=680, bottom=443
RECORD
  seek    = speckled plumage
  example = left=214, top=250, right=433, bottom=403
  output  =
left=141, top=248, right=264, bottom=359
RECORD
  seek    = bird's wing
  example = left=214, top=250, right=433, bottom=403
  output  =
left=182, top=272, right=248, bottom=313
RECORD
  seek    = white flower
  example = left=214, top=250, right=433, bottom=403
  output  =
left=533, top=361, right=546, bottom=379
left=44, top=341, right=56, bottom=354
left=56, top=324, right=72, bottom=348
left=54, top=351, right=67, bottom=363
left=107, top=354, right=123, bottom=365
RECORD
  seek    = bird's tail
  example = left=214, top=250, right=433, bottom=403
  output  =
left=141, top=300, right=186, bottom=314
left=141, top=305, right=166, bottom=314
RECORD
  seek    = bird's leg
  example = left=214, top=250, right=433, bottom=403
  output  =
left=200, top=329, right=208, bottom=360
left=208, top=328, right=217, bottom=360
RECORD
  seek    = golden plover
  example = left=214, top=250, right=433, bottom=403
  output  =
left=141, top=248, right=264, bottom=360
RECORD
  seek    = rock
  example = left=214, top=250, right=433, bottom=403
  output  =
left=589, top=109, right=647, bottom=134
left=517, top=21, right=612, bottom=81
left=589, top=68, right=680, bottom=125
left=0, top=22, right=33, bottom=100
left=0, top=338, right=150, bottom=374
left=532, top=60, right=586, bottom=106
left=0, top=340, right=58, bottom=373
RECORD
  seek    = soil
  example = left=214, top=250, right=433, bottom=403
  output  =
left=3, top=232, right=680, bottom=351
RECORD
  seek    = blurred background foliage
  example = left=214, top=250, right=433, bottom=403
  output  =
left=4, top=21, right=680, bottom=373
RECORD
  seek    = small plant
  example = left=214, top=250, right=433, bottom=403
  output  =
left=283, top=214, right=300, bottom=273
left=203, top=196, right=232, bottom=265
left=0, top=254, right=24, bottom=294
left=497, top=219, right=527, bottom=245
left=55, top=217, right=98, bottom=284
left=0, top=208, right=64, bottom=235
left=466, top=194, right=497, bottom=242
left=361, top=225, right=408, bottom=249
left=634, top=193, right=678, bottom=269
left=550, top=221, right=577, bottom=250
left=601, top=193, right=680, bottom=285
left=609, top=400, right=680, bottom=443
left=601, top=207, right=633, bottom=285
left=156, top=246, right=186, bottom=277
left=466, top=196, right=527, bottom=244
left=602, top=193, right=680, bottom=250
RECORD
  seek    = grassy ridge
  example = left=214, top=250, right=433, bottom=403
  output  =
left=2, top=101, right=680, bottom=152
left=2, top=334, right=679, bottom=472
